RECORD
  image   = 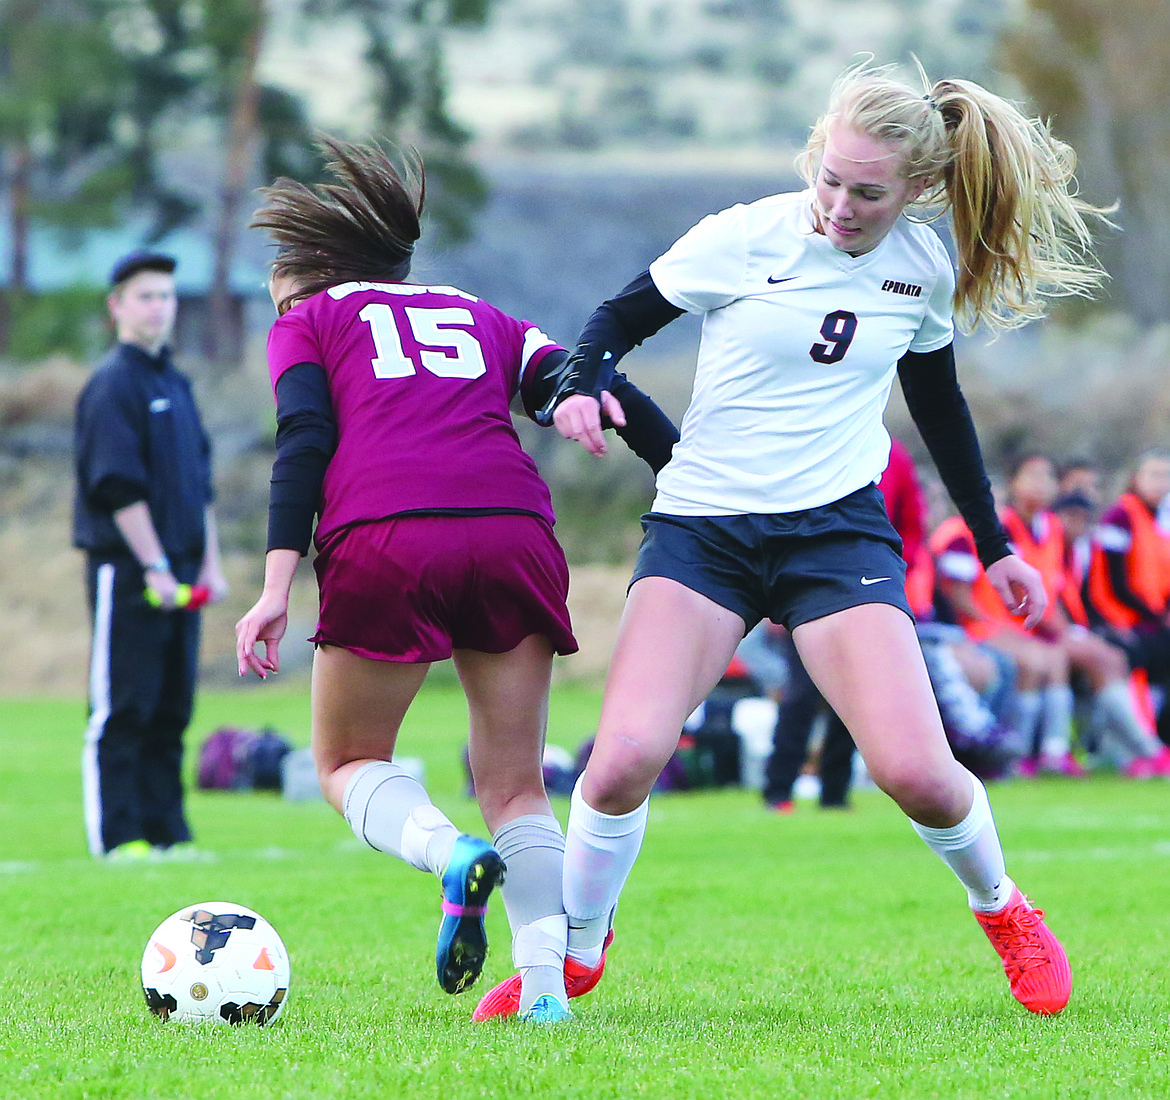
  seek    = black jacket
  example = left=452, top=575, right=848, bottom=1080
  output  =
left=72, top=343, right=214, bottom=561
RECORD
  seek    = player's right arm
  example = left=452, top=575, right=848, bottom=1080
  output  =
left=236, top=548, right=300, bottom=679
left=898, top=343, right=1046, bottom=629
left=237, top=360, right=337, bottom=679
left=538, top=270, right=683, bottom=467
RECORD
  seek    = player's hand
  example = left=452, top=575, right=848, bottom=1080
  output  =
left=235, top=593, right=289, bottom=679
left=555, top=391, right=622, bottom=456
left=599, top=389, right=626, bottom=431
left=986, top=554, right=1047, bottom=631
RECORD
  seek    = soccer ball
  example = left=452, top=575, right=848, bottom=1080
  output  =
left=141, top=901, right=291, bottom=1025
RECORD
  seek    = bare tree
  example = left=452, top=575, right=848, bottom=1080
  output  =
left=1001, top=0, right=1170, bottom=324
left=204, top=0, right=267, bottom=366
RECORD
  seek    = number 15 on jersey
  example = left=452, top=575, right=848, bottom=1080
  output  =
left=360, top=302, right=488, bottom=380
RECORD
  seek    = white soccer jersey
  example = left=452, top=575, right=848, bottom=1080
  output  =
left=648, top=189, right=955, bottom=515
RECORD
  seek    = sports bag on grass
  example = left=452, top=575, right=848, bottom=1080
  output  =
left=197, top=727, right=293, bottom=791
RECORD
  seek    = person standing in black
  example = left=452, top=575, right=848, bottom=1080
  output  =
left=73, top=250, right=228, bottom=861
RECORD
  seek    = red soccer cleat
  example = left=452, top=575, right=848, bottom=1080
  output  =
left=973, top=887, right=1071, bottom=1015
left=1151, top=745, right=1170, bottom=777
left=473, top=930, right=613, bottom=1022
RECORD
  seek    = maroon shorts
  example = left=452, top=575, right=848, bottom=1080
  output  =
left=312, top=513, right=578, bottom=663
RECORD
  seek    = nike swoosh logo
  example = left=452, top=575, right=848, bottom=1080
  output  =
left=860, top=576, right=892, bottom=585
left=150, top=939, right=177, bottom=973
left=767, top=275, right=796, bottom=284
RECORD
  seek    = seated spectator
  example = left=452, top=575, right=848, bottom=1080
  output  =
left=935, top=453, right=1167, bottom=776
left=1086, top=448, right=1170, bottom=753
left=1057, top=456, right=1104, bottom=508
left=1004, top=453, right=1167, bottom=773
left=1055, top=456, right=1103, bottom=585
left=1052, top=489, right=1096, bottom=590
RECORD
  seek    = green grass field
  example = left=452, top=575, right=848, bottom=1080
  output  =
left=2, top=685, right=1169, bottom=1099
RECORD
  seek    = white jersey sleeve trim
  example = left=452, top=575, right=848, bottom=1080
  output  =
left=520, top=325, right=557, bottom=369
left=1094, top=523, right=1132, bottom=553
left=936, top=549, right=981, bottom=583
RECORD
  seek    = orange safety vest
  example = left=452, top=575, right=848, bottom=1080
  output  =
left=1086, top=492, right=1170, bottom=628
left=928, top=515, right=1017, bottom=640
left=904, top=543, right=935, bottom=620
left=1000, top=507, right=1088, bottom=628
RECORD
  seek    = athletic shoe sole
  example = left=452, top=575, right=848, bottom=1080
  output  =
left=436, top=836, right=506, bottom=995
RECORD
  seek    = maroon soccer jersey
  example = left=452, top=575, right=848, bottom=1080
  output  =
left=267, top=280, right=563, bottom=542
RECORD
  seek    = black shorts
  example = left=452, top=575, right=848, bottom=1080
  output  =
left=630, top=483, right=912, bottom=633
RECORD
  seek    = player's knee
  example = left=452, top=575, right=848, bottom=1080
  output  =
left=869, top=758, right=954, bottom=818
left=581, top=726, right=667, bottom=812
left=472, top=772, right=547, bottom=824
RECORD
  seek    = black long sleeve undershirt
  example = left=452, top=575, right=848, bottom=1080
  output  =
left=533, top=271, right=686, bottom=416
left=897, top=344, right=1010, bottom=568
left=578, top=269, right=685, bottom=362
left=268, top=363, right=337, bottom=554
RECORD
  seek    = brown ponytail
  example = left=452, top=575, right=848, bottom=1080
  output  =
left=252, top=137, right=426, bottom=313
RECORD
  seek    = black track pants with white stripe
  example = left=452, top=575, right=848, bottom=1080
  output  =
left=82, top=557, right=199, bottom=855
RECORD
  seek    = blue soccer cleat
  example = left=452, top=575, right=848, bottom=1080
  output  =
left=436, top=835, right=505, bottom=994
left=519, top=993, right=572, bottom=1025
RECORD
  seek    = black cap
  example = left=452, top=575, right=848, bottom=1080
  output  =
left=1052, top=490, right=1095, bottom=512
left=109, top=249, right=176, bottom=286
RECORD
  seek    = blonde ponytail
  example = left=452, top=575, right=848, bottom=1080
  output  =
left=933, top=78, right=1112, bottom=331
left=800, top=61, right=1114, bottom=333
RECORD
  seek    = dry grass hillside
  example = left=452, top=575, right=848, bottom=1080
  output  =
left=1, top=472, right=630, bottom=699
left=0, top=354, right=632, bottom=698
left=1, top=461, right=632, bottom=699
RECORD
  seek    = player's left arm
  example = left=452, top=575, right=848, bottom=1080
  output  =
left=898, top=343, right=1046, bottom=628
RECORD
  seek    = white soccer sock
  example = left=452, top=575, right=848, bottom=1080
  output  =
left=1007, top=689, right=1042, bottom=758
left=911, top=770, right=1014, bottom=913
left=492, top=814, right=569, bottom=1012
left=1039, top=684, right=1075, bottom=760
left=1094, top=681, right=1161, bottom=758
left=511, top=916, right=569, bottom=1012
left=342, top=760, right=458, bottom=876
left=563, top=777, right=648, bottom=965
